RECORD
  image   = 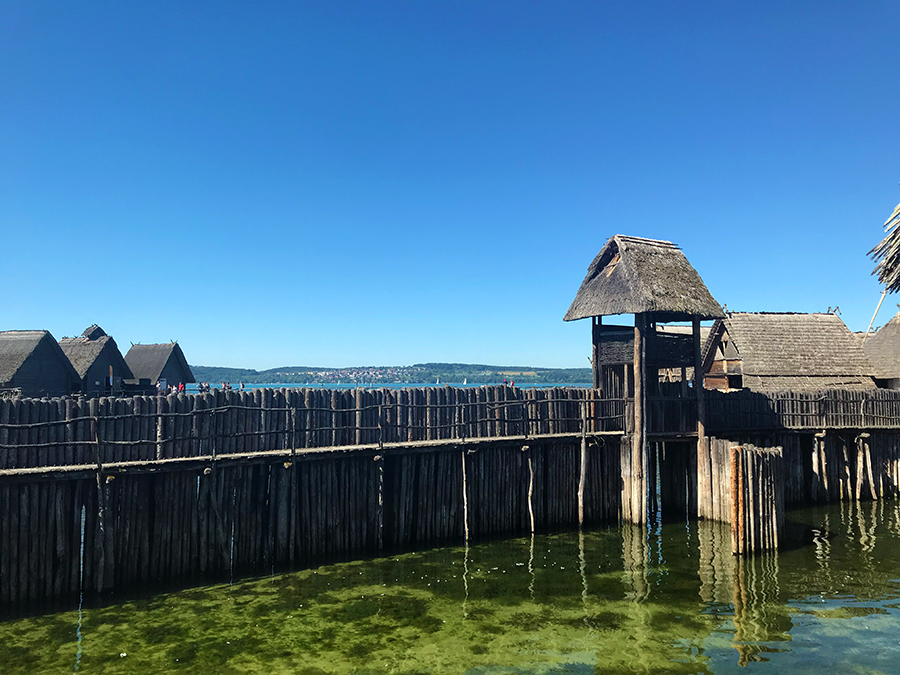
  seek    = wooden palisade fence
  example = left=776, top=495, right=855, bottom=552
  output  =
left=730, top=444, right=784, bottom=555
left=5, top=384, right=900, bottom=606
left=0, top=386, right=624, bottom=606
left=699, top=438, right=784, bottom=555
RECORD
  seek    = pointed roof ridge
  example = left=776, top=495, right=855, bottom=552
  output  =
left=82, top=324, right=107, bottom=340
left=564, top=234, right=723, bottom=322
left=125, top=342, right=195, bottom=383
left=0, top=330, right=80, bottom=386
left=59, top=333, right=133, bottom=380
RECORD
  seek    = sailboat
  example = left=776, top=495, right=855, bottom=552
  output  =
left=462, top=377, right=467, bottom=385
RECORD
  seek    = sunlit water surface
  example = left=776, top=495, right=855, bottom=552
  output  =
left=3, top=501, right=900, bottom=674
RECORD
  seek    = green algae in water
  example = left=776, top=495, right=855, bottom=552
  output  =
left=4, top=501, right=900, bottom=673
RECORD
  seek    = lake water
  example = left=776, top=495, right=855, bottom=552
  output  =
left=2, top=501, right=899, bottom=674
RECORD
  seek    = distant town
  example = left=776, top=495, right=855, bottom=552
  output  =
left=190, top=363, right=593, bottom=386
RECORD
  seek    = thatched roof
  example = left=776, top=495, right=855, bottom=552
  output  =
left=0, top=330, right=79, bottom=385
left=869, top=200, right=900, bottom=292
left=82, top=324, right=107, bottom=340
left=862, top=310, right=900, bottom=379
left=564, top=235, right=723, bottom=322
left=59, top=327, right=133, bottom=380
left=705, top=312, right=875, bottom=392
left=125, top=343, right=195, bottom=383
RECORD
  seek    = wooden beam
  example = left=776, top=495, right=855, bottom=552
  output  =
left=693, top=317, right=711, bottom=520
left=693, top=317, right=706, bottom=438
left=592, top=316, right=602, bottom=390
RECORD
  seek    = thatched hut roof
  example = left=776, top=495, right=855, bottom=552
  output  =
left=0, top=331, right=49, bottom=383
left=0, top=330, right=80, bottom=388
left=82, top=324, right=107, bottom=340
left=704, top=312, right=875, bottom=392
left=564, top=235, right=723, bottom=322
left=125, top=343, right=195, bottom=384
left=862, top=310, right=900, bottom=380
left=59, top=327, right=133, bottom=380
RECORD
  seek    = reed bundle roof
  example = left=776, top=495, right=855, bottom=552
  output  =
left=0, top=330, right=79, bottom=385
left=564, top=235, right=723, bottom=323
left=707, top=312, right=875, bottom=392
left=862, top=310, right=900, bottom=380
left=59, top=327, right=133, bottom=380
left=125, top=343, right=195, bottom=384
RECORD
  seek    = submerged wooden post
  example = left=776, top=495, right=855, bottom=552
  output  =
left=694, top=317, right=712, bottom=520
left=578, top=401, right=587, bottom=527
left=631, top=312, right=648, bottom=523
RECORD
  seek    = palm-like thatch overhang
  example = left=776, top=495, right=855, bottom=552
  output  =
left=869, top=201, right=900, bottom=292
left=564, top=235, right=723, bottom=323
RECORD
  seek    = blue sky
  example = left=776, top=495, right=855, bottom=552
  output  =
left=2, top=1, right=899, bottom=369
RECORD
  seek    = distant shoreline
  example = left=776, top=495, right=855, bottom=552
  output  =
left=191, top=362, right=593, bottom=388
left=187, top=381, right=592, bottom=392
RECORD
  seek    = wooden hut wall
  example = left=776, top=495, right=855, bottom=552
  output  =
left=81, top=347, right=125, bottom=397
left=158, top=357, right=192, bottom=387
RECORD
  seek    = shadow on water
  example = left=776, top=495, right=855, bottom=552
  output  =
left=2, top=501, right=900, bottom=673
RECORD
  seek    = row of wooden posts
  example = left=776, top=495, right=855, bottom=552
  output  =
left=704, top=388, right=900, bottom=431
left=697, top=438, right=786, bottom=555
left=4, top=381, right=900, bottom=607
left=0, top=432, right=625, bottom=606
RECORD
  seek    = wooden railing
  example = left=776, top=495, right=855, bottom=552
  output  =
left=4, top=386, right=900, bottom=477
left=706, top=389, right=900, bottom=432
left=0, top=386, right=632, bottom=476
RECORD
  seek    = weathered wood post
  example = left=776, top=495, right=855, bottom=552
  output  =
left=592, top=316, right=602, bottom=390
left=632, top=312, right=648, bottom=523
left=694, top=316, right=711, bottom=520
left=578, top=401, right=587, bottom=527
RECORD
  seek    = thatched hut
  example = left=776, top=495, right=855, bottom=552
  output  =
left=702, top=312, right=876, bottom=393
left=861, top=310, right=900, bottom=389
left=564, top=235, right=723, bottom=390
left=59, top=325, right=134, bottom=397
left=0, top=330, right=80, bottom=398
left=125, top=342, right=195, bottom=393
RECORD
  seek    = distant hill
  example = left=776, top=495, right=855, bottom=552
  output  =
left=191, top=362, right=592, bottom=386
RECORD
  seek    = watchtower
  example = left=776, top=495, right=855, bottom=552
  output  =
left=565, top=235, right=723, bottom=522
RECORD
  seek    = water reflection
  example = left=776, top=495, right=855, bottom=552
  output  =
left=2, top=502, right=900, bottom=673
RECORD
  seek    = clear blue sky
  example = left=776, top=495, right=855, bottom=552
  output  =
left=2, top=1, right=899, bottom=369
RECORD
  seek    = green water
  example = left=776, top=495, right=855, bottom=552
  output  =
left=3, top=501, right=900, bottom=674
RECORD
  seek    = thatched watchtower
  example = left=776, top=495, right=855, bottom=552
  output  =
left=565, top=235, right=723, bottom=523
